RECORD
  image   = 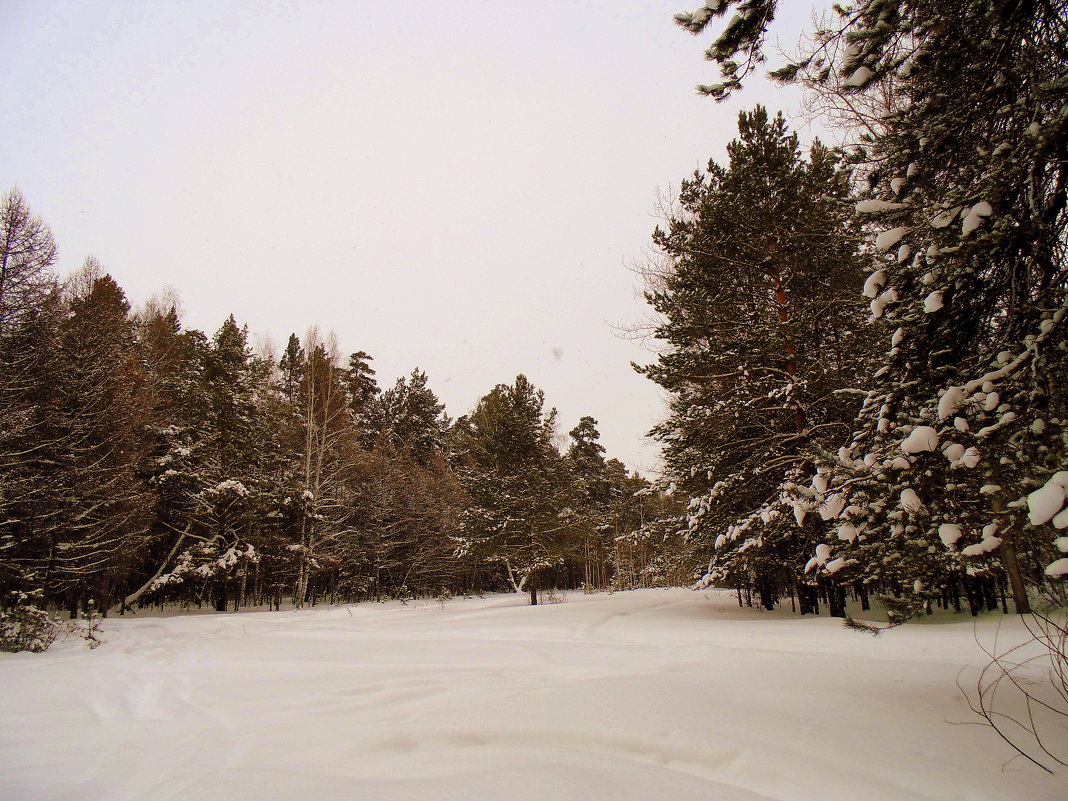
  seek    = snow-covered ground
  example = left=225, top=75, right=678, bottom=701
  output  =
left=1, top=588, right=1063, bottom=801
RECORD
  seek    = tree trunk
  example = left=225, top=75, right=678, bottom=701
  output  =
left=111, top=525, right=190, bottom=615
left=999, top=538, right=1032, bottom=614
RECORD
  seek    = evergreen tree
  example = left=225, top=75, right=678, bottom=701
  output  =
left=345, top=350, right=381, bottom=448
left=373, top=368, right=447, bottom=465
left=640, top=106, right=871, bottom=610
left=674, top=0, right=1068, bottom=614
left=455, top=375, right=573, bottom=604
left=565, top=416, right=615, bottom=589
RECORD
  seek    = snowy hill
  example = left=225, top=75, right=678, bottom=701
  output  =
left=0, top=588, right=1062, bottom=800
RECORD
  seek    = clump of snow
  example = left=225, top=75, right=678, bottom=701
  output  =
left=863, top=269, right=886, bottom=298
left=923, top=291, right=944, bottom=313
left=900, top=488, right=923, bottom=512
left=836, top=522, right=860, bottom=543
left=819, top=494, right=847, bottom=521
left=961, top=202, right=993, bottom=235
left=815, top=543, right=832, bottom=564
left=942, top=442, right=965, bottom=463
left=1026, top=473, right=1068, bottom=526
left=1044, top=558, right=1068, bottom=578
left=938, top=524, right=963, bottom=548
left=844, top=66, right=873, bottom=87
left=825, top=557, right=847, bottom=574
left=875, top=227, right=907, bottom=250
left=901, top=426, right=939, bottom=454
left=856, top=199, right=907, bottom=213
left=870, top=287, right=898, bottom=319
left=931, top=208, right=960, bottom=228
left=938, top=387, right=965, bottom=420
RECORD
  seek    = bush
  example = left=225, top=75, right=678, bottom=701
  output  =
left=0, top=606, right=60, bottom=653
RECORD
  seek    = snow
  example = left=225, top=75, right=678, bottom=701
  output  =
left=900, top=488, right=923, bottom=512
left=923, top=290, right=944, bottom=313
left=824, top=557, right=846, bottom=573
left=942, top=442, right=965, bottom=463
left=874, top=226, right=907, bottom=250
left=960, top=536, right=1002, bottom=557
left=819, top=493, right=847, bottom=520
left=1027, top=478, right=1068, bottom=526
left=1044, top=558, right=1068, bottom=578
left=938, top=386, right=965, bottom=420
left=862, top=269, right=886, bottom=298
left=836, top=521, right=860, bottom=543
left=855, top=199, right=907, bottom=213
left=961, top=447, right=981, bottom=469
left=844, top=66, right=873, bottom=87
left=938, top=523, right=963, bottom=548
left=1, top=590, right=1062, bottom=801
left=961, top=202, right=993, bottom=235
left=901, top=425, right=939, bottom=453
left=870, top=287, right=897, bottom=319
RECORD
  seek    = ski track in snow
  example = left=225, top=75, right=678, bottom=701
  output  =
left=1, top=588, right=1064, bottom=801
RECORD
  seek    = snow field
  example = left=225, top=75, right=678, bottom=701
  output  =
left=0, top=588, right=1064, bottom=801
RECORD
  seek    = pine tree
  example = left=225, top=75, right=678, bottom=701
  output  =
left=455, top=375, right=574, bottom=604
left=640, top=106, right=871, bottom=610
left=676, top=0, right=1068, bottom=613
left=373, top=369, right=447, bottom=465
left=565, top=416, right=615, bottom=589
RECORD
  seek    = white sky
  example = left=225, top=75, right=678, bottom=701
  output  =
left=0, top=0, right=820, bottom=475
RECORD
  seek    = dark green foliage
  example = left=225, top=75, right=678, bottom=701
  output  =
left=640, top=106, right=871, bottom=608
left=673, top=0, right=1068, bottom=623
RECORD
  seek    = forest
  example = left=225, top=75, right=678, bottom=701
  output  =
left=1, top=0, right=1066, bottom=659
left=1, top=0, right=1068, bottom=791
left=0, top=213, right=691, bottom=621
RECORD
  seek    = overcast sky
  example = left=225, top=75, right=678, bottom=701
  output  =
left=0, top=0, right=819, bottom=475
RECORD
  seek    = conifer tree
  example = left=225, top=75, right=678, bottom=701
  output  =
left=640, top=106, right=871, bottom=610
left=673, top=0, right=1068, bottom=614
left=373, top=369, right=447, bottom=465
left=0, top=189, right=58, bottom=608
left=455, top=375, right=573, bottom=604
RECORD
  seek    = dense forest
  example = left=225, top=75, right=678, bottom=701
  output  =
left=2, top=0, right=1066, bottom=645
left=652, top=0, right=1068, bottom=628
left=0, top=199, right=689, bottom=620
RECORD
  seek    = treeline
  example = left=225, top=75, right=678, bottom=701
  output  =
left=0, top=189, right=686, bottom=617
left=645, top=1, right=1068, bottom=619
